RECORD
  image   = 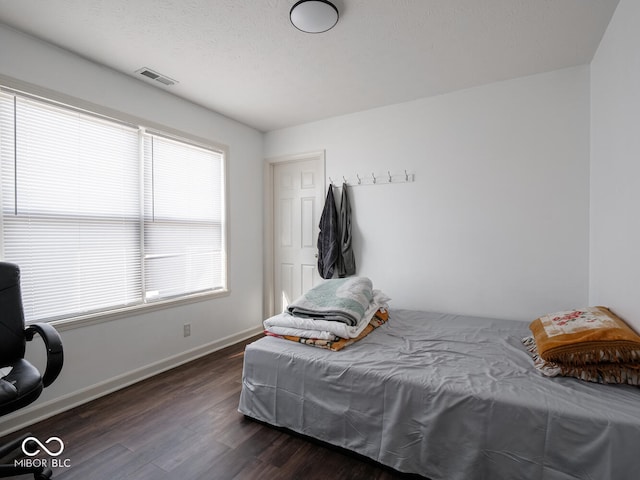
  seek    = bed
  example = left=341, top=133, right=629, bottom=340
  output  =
left=238, top=309, right=640, bottom=480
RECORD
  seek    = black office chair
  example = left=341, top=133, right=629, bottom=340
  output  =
left=0, top=262, right=64, bottom=480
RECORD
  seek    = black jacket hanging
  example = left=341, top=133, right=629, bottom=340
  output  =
left=338, top=183, right=356, bottom=277
left=317, top=185, right=339, bottom=279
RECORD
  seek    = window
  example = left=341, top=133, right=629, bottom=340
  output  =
left=143, top=134, right=225, bottom=301
left=0, top=90, right=227, bottom=323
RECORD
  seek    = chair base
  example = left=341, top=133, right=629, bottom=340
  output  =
left=0, top=433, right=53, bottom=479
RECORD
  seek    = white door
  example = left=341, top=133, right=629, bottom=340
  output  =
left=273, top=157, right=325, bottom=312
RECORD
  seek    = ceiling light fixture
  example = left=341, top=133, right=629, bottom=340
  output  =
left=290, top=0, right=339, bottom=34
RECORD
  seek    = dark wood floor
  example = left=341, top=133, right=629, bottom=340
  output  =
left=2, top=335, right=426, bottom=480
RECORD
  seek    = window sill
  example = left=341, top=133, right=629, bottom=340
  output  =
left=44, top=289, right=231, bottom=332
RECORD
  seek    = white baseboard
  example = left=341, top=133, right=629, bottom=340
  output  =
left=0, top=325, right=262, bottom=437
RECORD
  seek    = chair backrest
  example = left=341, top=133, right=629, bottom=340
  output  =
left=0, top=262, right=27, bottom=365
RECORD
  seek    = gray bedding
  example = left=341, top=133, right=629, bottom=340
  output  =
left=238, top=309, right=640, bottom=479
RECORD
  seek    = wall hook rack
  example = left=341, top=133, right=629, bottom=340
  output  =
left=329, top=170, right=415, bottom=187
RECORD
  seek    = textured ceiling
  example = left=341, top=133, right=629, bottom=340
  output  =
left=0, top=0, right=619, bottom=132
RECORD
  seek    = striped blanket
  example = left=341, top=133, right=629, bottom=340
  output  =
left=266, top=309, right=389, bottom=352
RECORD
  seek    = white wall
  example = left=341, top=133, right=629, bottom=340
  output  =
left=0, top=24, right=264, bottom=433
left=590, top=0, right=640, bottom=332
left=265, top=67, right=591, bottom=322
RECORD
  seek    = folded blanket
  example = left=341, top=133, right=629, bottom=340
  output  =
left=267, top=309, right=389, bottom=352
left=286, top=276, right=373, bottom=326
left=266, top=289, right=390, bottom=339
left=529, top=306, right=640, bottom=365
left=265, top=323, right=339, bottom=340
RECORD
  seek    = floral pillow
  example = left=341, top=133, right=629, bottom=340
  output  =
left=528, top=306, right=640, bottom=365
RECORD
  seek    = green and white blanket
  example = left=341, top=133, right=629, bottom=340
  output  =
left=287, top=277, right=373, bottom=326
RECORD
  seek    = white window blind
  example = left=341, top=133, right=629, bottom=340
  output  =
left=0, top=93, right=141, bottom=321
left=0, top=90, right=227, bottom=322
left=144, top=134, right=225, bottom=301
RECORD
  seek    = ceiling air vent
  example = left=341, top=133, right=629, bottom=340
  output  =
left=135, top=67, right=178, bottom=86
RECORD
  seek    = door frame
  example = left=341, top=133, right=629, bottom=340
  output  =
left=263, top=150, right=326, bottom=319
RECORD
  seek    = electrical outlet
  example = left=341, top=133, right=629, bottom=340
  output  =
left=183, top=323, right=191, bottom=337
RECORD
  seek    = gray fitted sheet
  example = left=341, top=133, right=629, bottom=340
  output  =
left=238, top=309, right=640, bottom=480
